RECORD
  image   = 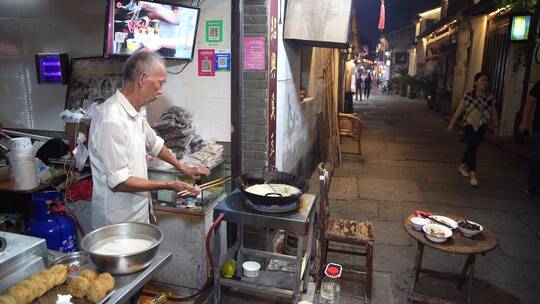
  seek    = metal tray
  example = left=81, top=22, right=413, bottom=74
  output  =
left=33, top=252, right=115, bottom=304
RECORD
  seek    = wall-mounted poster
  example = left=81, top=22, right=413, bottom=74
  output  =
left=206, top=20, right=223, bottom=43
left=198, top=49, right=215, bottom=76
left=65, top=57, right=126, bottom=110
left=215, top=49, right=231, bottom=72
left=243, top=36, right=265, bottom=71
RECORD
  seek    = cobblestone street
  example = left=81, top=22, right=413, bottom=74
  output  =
left=324, top=91, right=540, bottom=304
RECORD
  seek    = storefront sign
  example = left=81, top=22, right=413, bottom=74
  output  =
left=215, top=49, right=231, bottom=72
left=206, top=20, right=223, bottom=43
left=267, top=0, right=278, bottom=166
left=243, top=36, right=266, bottom=71
left=198, top=49, right=215, bottom=76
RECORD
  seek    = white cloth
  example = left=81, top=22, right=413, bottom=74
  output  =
left=89, top=90, right=164, bottom=229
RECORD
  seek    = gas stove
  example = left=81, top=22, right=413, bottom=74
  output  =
left=0, top=232, right=48, bottom=293
left=243, top=197, right=301, bottom=213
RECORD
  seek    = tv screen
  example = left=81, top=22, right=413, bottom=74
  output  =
left=104, top=0, right=200, bottom=60
left=510, top=15, right=531, bottom=42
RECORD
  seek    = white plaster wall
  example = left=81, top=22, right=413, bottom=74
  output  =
left=0, top=0, right=231, bottom=142
left=0, top=0, right=105, bottom=131
left=451, top=26, right=471, bottom=109
left=146, top=0, right=231, bottom=142
left=465, top=16, right=487, bottom=91
left=275, top=0, right=322, bottom=172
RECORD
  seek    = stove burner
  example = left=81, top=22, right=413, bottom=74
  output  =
left=244, top=198, right=301, bottom=213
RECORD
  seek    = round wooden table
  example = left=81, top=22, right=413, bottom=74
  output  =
left=403, top=214, right=498, bottom=304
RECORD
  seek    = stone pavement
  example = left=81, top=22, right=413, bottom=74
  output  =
left=326, top=91, right=540, bottom=304
left=215, top=91, right=540, bottom=304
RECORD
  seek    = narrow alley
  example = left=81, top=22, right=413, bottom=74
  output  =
left=326, top=90, right=540, bottom=303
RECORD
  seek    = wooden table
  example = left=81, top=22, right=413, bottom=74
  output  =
left=0, top=179, right=52, bottom=214
left=403, top=214, right=498, bottom=304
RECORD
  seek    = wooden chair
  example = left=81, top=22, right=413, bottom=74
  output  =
left=338, top=113, right=363, bottom=155
left=316, top=163, right=374, bottom=303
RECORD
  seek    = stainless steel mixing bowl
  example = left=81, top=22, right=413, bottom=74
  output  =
left=80, top=222, right=163, bottom=275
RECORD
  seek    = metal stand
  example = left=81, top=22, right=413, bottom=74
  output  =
left=212, top=189, right=316, bottom=304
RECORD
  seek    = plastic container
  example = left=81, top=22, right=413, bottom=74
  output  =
left=8, top=137, right=32, bottom=150
left=242, top=261, right=261, bottom=278
left=9, top=158, right=39, bottom=190
left=319, top=263, right=342, bottom=304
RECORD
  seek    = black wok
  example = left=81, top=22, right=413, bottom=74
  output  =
left=237, top=167, right=309, bottom=206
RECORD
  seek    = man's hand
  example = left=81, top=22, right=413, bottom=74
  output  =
left=169, top=181, right=200, bottom=197
left=184, top=167, right=211, bottom=180
left=447, top=123, right=454, bottom=132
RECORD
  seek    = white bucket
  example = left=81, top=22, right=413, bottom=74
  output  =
left=8, top=137, right=32, bottom=150
left=8, top=149, right=35, bottom=162
left=10, top=158, right=39, bottom=190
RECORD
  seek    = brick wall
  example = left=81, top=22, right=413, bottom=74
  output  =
left=242, top=0, right=269, bottom=172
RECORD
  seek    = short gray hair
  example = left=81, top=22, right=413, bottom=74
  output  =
left=122, top=51, right=166, bottom=83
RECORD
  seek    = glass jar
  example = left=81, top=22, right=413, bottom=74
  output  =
left=319, top=263, right=342, bottom=304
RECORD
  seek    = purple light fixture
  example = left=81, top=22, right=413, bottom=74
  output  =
left=35, top=53, right=69, bottom=84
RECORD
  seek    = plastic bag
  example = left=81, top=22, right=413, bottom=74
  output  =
left=73, top=132, right=89, bottom=171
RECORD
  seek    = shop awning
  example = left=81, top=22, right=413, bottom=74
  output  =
left=284, top=0, right=352, bottom=49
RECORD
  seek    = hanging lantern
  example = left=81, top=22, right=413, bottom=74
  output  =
left=378, top=0, right=386, bottom=31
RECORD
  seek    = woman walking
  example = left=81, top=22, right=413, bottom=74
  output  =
left=447, top=72, right=499, bottom=186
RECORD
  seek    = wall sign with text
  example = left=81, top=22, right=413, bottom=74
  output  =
left=243, top=36, right=265, bottom=71
left=198, top=49, right=215, bottom=76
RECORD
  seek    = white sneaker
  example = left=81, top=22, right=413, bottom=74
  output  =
left=470, top=177, right=478, bottom=187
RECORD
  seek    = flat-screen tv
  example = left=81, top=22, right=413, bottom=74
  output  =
left=104, top=0, right=200, bottom=60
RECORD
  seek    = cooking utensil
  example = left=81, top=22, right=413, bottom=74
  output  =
left=177, top=175, right=231, bottom=197
left=416, top=211, right=456, bottom=230
left=237, top=167, right=309, bottom=206
left=80, top=222, right=162, bottom=275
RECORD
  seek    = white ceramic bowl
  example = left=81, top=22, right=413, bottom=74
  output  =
left=410, top=217, right=430, bottom=231
left=457, top=220, right=483, bottom=237
left=423, top=224, right=452, bottom=243
left=242, top=261, right=261, bottom=278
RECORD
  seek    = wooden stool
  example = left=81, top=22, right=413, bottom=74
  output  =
left=316, top=164, right=374, bottom=303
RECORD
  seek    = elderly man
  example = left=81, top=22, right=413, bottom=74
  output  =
left=89, top=51, right=210, bottom=228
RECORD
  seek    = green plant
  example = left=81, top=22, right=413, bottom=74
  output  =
left=495, top=0, right=536, bottom=12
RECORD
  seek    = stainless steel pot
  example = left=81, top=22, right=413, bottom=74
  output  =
left=80, top=222, right=163, bottom=275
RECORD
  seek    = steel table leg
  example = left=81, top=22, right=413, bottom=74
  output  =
left=458, top=254, right=474, bottom=290
left=236, top=223, right=244, bottom=277
left=293, top=235, right=305, bottom=304
left=303, top=209, right=315, bottom=292
left=213, top=220, right=222, bottom=304
left=411, top=242, right=424, bottom=292
left=466, top=255, right=476, bottom=304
